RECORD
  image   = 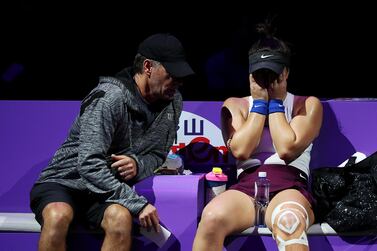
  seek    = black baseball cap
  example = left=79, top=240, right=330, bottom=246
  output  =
left=249, top=50, right=290, bottom=74
left=138, top=33, right=194, bottom=78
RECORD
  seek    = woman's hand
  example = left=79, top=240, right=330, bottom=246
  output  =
left=268, top=74, right=287, bottom=100
left=250, top=75, right=268, bottom=100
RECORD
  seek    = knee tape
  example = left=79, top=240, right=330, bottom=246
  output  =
left=271, top=201, right=309, bottom=251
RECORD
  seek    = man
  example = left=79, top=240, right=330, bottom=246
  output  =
left=30, top=33, right=194, bottom=251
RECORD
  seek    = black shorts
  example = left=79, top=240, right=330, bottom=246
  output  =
left=30, top=182, right=112, bottom=230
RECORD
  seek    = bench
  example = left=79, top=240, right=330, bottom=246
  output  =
left=1, top=99, right=377, bottom=250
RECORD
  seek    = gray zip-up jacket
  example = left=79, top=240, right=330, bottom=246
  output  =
left=35, top=68, right=182, bottom=215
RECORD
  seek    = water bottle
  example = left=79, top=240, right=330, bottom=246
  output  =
left=254, top=171, right=270, bottom=227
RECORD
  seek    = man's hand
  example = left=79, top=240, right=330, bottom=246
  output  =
left=139, top=204, right=160, bottom=233
left=111, top=154, right=137, bottom=181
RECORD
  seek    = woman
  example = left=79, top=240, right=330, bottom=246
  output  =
left=193, top=22, right=323, bottom=251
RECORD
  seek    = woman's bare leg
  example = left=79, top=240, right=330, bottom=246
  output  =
left=192, top=190, right=256, bottom=251
left=265, top=189, right=315, bottom=251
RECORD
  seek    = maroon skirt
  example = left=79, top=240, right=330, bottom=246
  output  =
left=229, top=164, right=316, bottom=206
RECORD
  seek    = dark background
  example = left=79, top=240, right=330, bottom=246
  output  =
left=1, top=2, right=376, bottom=101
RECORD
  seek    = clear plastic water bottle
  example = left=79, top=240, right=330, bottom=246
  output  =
left=254, top=171, right=270, bottom=227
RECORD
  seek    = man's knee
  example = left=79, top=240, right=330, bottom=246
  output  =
left=42, top=202, right=73, bottom=228
left=102, top=204, right=132, bottom=235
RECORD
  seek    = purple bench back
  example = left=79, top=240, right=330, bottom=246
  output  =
left=0, top=101, right=79, bottom=212
left=311, top=100, right=377, bottom=167
left=1, top=100, right=377, bottom=212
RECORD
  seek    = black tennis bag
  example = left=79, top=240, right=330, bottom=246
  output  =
left=311, top=151, right=377, bottom=232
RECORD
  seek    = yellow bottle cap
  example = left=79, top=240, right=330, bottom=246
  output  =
left=212, top=167, right=222, bottom=175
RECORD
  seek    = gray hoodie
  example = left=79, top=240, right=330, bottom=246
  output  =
left=35, top=68, right=182, bottom=215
